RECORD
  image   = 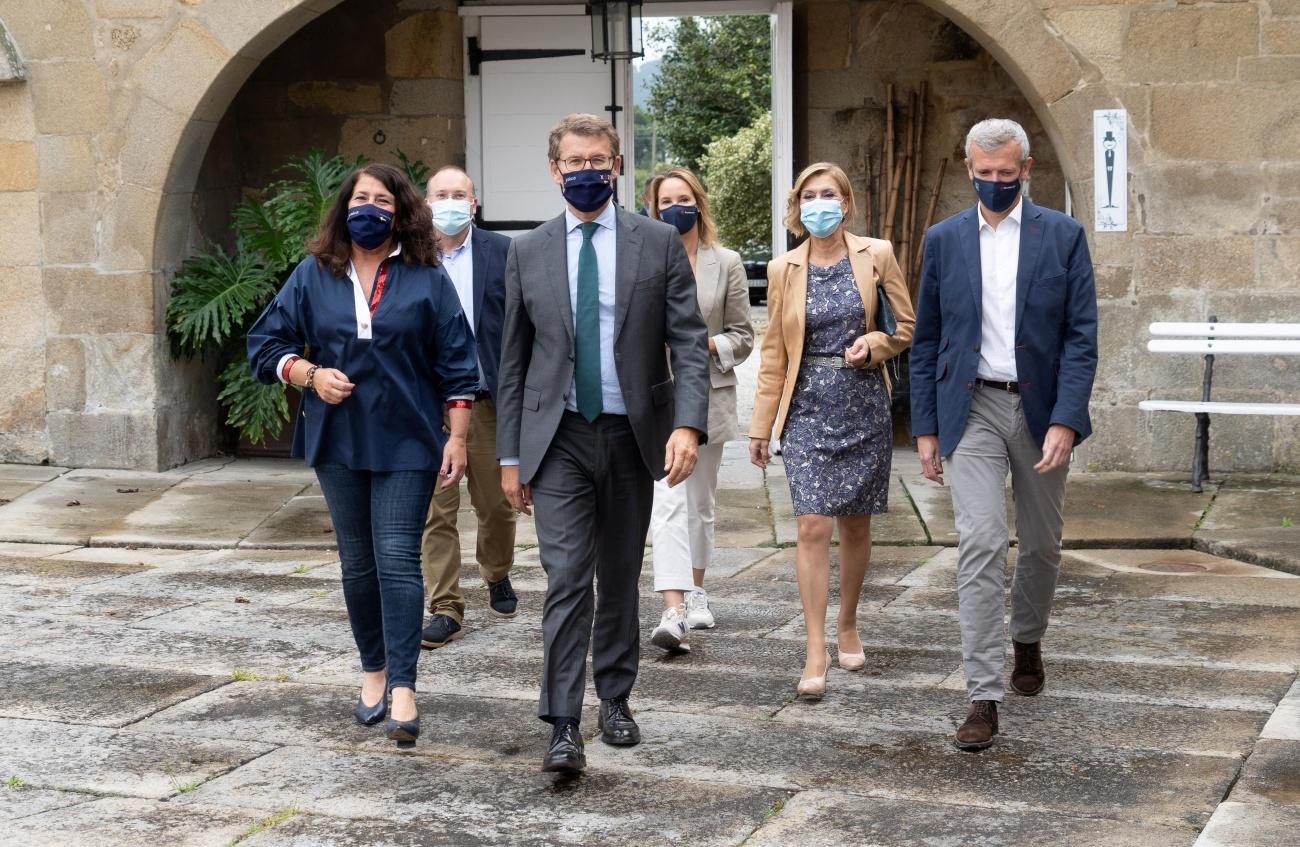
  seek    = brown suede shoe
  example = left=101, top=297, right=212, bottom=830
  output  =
left=954, top=700, right=999, bottom=751
left=1010, top=640, right=1045, bottom=696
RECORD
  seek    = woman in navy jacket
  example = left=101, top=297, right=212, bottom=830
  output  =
left=248, top=163, right=478, bottom=748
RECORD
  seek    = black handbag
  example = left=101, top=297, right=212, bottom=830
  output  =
left=875, top=285, right=897, bottom=336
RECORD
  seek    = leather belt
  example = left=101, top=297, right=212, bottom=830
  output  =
left=804, top=354, right=854, bottom=369
left=976, top=378, right=1020, bottom=394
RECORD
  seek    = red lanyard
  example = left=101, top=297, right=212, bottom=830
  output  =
left=368, top=261, right=391, bottom=315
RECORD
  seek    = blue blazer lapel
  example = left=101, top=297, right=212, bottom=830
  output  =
left=1015, top=198, right=1044, bottom=335
left=614, top=207, right=642, bottom=338
left=958, top=206, right=983, bottom=322
left=471, top=228, right=488, bottom=335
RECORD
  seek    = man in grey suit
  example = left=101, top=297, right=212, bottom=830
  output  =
left=496, top=113, right=710, bottom=774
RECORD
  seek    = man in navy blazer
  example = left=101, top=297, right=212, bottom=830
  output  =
left=910, top=119, right=1098, bottom=751
left=419, top=166, right=518, bottom=649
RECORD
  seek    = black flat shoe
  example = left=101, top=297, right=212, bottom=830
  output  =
left=421, top=614, right=463, bottom=649
left=542, top=720, right=585, bottom=774
left=385, top=715, right=420, bottom=749
left=354, top=690, right=388, bottom=726
left=598, top=697, right=641, bottom=746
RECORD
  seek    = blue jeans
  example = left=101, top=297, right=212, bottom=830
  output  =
left=315, top=466, right=436, bottom=691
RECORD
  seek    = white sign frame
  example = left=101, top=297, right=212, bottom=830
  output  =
left=1093, top=109, right=1127, bottom=232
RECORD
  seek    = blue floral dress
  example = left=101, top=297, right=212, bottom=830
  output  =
left=782, top=257, right=892, bottom=516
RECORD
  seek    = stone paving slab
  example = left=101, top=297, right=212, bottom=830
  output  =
left=0, top=718, right=274, bottom=799
left=1195, top=528, right=1300, bottom=576
left=90, top=478, right=308, bottom=549
left=0, top=797, right=261, bottom=847
left=1195, top=800, right=1300, bottom=847
left=129, top=602, right=358, bottom=651
left=0, top=786, right=92, bottom=822
left=180, top=745, right=791, bottom=846
left=901, top=472, right=1217, bottom=548
left=0, top=471, right=181, bottom=545
left=0, top=614, right=350, bottom=678
left=79, top=567, right=342, bottom=607
left=0, top=464, right=70, bottom=483
left=1197, top=476, right=1300, bottom=531
left=743, top=789, right=1196, bottom=847
left=584, top=710, right=1237, bottom=829
left=769, top=675, right=1266, bottom=757
left=1262, top=681, right=1300, bottom=741
left=139, top=682, right=596, bottom=766
left=0, top=661, right=226, bottom=728
left=239, top=493, right=336, bottom=549
left=1223, top=739, right=1300, bottom=807
left=0, top=555, right=150, bottom=589
left=2, top=584, right=198, bottom=624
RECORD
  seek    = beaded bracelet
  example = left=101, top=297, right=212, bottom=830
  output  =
left=304, top=365, right=320, bottom=395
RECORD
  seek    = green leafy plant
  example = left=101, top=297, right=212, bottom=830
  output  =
left=5, top=776, right=25, bottom=789
left=166, top=149, right=426, bottom=446
left=1284, top=517, right=1294, bottom=528
left=699, top=111, right=773, bottom=259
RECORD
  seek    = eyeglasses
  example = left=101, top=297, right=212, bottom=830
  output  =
left=430, top=190, right=472, bottom=201
left=558, top=155, right=614, bottom=171
left=799, top=190, right=843, bottom=203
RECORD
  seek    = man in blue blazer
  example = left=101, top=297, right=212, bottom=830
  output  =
left=419, top=166, right=518, bottom=648
left=910, top=119, right=1098, bottom=751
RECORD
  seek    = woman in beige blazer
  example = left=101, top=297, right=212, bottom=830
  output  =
left=645, top=167, right=755, bottom=654
left=749, top=162, right=915, bottom=697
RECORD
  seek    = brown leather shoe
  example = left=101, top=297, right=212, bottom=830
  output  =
left=1010, top=640, right=1045, bottom=696
left=954, top=700, right=998, bottom=751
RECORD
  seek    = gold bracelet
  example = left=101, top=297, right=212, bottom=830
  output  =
left=304, top=365, right=319, bottom=394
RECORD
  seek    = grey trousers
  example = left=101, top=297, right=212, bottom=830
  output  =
left=530, top=411, right=654, bottom=723
left=947, top=385, right=1069, bottom=702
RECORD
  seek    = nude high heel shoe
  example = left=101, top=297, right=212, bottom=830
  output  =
left=837, top=631, right=867, bottom=671
left=797, top=650, right=832, bottom=700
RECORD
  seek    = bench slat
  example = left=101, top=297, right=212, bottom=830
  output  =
left=1139, top=400, right=1300, bottom=416
left=1149, top=322, right=1300, bottom=339
left=1147, top=339, right=1300, bottom=355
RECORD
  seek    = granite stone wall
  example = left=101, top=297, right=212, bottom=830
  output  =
left=0, top=0, right=1296, bottom=471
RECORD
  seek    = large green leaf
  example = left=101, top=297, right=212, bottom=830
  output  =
left=217, top=358, right=291, bottom=446
left=166, top=245, right=280, bottom=355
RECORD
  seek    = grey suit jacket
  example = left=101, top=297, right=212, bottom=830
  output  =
left=496, top=205, right=711, bottom=484
left=695, top=245, right=754, bottom=442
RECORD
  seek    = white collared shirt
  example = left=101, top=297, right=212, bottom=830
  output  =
left=441, top=227, right=475, bottom=330
left=976, top=198, right=1022, bottom=382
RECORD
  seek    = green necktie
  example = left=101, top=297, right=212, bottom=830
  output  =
left=575, top=221, right=603, bottom=422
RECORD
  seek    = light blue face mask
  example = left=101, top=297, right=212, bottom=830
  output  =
left=429, top=198, right=473, bottom=236
left=800, top=199, right=844, bottom=238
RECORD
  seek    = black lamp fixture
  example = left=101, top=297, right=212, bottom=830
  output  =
left=587, top=1, right=644, bottom=62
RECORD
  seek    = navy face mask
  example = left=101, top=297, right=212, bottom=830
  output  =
left=658, top=204, right=699, bottom=235
left=561, top=169, right=614, bottom=213
left=346, top=203, right=394, bottom=249
left=971, top=175, right=1023, bottom=214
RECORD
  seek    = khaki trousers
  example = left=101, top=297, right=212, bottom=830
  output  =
left=947, top=385, right=1069, bottom=702
left=420, top=397, right=516, bottom=623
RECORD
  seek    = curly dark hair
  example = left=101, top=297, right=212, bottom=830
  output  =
left=309, top=163, right=439, bottom=276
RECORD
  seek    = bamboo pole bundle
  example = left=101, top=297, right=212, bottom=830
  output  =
left=910, top=157, right=948, bottom=296
left=882, top=84, right=894, bottom=218
left=883, top=99, right=913, bottom=244
left=902, top=85, right=926, bottom=280
left=898, top=91, right=919, bottom=278
left=864, top=152, right=875, bottom=238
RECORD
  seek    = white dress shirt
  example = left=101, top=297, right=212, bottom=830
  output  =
left=440, top=228, right=486, bottom=391
left=976, top=197, right=1023, bottom=382
left=564, top=201, right=626, bottom=415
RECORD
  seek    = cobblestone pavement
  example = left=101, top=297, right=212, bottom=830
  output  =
left=0, top=332, right=1297, bottom=845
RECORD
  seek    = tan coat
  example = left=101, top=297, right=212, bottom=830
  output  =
left=695, top=245, right=755, bottom=443
left=749, top=232, right=916, bottom=443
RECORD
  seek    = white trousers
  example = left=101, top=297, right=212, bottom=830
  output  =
left=650, top=442, right=725, bottom=592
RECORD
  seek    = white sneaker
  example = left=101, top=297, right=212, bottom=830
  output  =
left=685, top=588, right=716, bottom=630
left=651, top=605, right=690, bottom=653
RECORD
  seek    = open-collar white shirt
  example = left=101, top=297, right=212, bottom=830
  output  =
left=976, top=197, right=1023, bottom=382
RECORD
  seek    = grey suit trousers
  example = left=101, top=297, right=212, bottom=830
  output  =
left=947, top=385, right=1069, bottom=702
left=532, top=411, right=653, bottom=723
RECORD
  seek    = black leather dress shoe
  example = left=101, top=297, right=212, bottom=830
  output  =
left=542, top=720, right=585, bottom=774
left=487, top=577, right=518, bottom=618
left=598, top=697, right=641, bottom=746
left=353, top=689, right=388, bottom=726
left=385, top=715, right=420, bottom=749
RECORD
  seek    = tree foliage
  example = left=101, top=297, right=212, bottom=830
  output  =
left=646, top=16, right=770, bottom=170
left=699, top=111, right=773, bottom=259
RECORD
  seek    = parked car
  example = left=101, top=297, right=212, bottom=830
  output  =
left=744, top=259, right=769, bottom=305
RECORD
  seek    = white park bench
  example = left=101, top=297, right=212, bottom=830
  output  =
left=1138, top=320, right=1300, bottom=491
